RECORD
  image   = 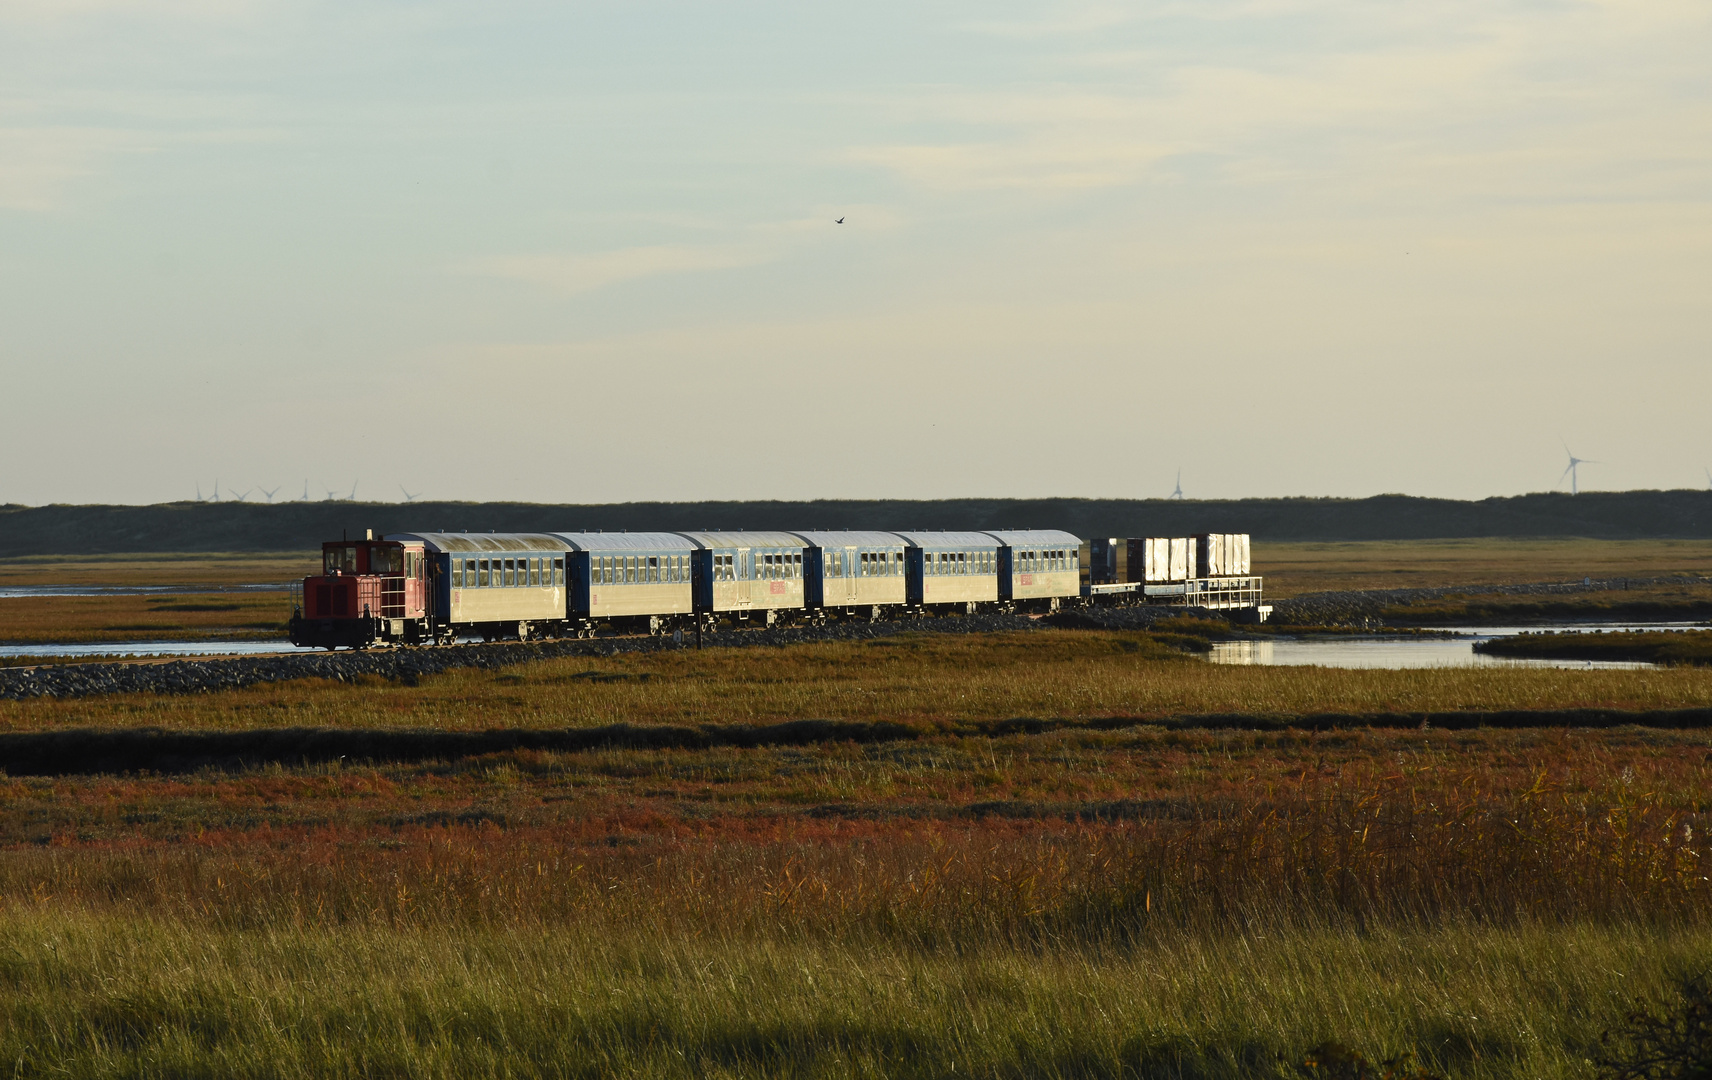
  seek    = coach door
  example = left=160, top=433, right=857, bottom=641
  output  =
left=736, top=547, right=752, bottom=607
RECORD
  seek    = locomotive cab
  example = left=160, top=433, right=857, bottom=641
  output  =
left=289, top=534, right=434, bottom=649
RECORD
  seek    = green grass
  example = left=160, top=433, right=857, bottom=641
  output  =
left=0, top=910, right=1703, bottom=1078
left=1476, top=629, right=1712, bottom=666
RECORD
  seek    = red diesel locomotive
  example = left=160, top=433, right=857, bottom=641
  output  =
left=290, top=531, right=437, bottom=649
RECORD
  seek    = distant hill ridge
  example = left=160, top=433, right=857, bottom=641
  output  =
left=3, top=491, right=1711, bottom=556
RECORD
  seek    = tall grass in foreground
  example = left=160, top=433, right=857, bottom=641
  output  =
left=0, top=909, right=1704, bottom=1079
left=4, top=779, right=1705, bottom=937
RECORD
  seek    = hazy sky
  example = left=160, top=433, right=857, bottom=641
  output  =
left=2, top=0, right=1708, bottom=506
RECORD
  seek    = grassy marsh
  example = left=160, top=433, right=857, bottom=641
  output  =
left=7, top=630, right=1712, bottom=734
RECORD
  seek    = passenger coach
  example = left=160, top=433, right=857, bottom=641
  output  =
left=986, top=529, right=1082, bottom=611
left=559, top=532, right=695, bottom=636
left=680, top=531, right=808, bottom=626
left=794, top=531, right=907, bottom=620
left=897, top=531, right=1001, bottom=612
left=397, top=532, right=569, bottom=641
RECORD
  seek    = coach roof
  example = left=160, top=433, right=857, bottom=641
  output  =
left=387, top=532, right=567, bottom=553
left=982, top=529, right=1084, bottom=548
left=676, top=531, right=806, bottom=550
left=789, top=531, right=906, bottom=548
left=891, top=531, right=1002, bottom=549
left=549, top=532, right=696, bottom=552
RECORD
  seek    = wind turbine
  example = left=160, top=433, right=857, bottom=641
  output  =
left=301, top=480, right=311, bottom=502
left=259, top=486, right=281, bottom=503
left=1169, top=469, right=1184, bottom=500
left=400, top=485, right=422, bottom=503
left=229, top=486, right=253, bottom=502
left=347, top=480, right=359, bottom=502
left=1560, top=444, right=1597, bottom=495
left=1704, top=467, right=1711, bottom=491
left=211, top=478, right=220, bottom=503
left=194, top=481, right=207, bottom=503
left=324, top=486, right=342, bottom=502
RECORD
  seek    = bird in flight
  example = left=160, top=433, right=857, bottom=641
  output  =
left=835, top=217, right=844, bottom=224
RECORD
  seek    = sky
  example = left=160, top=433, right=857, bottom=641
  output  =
left=1, top=0, right=1709, bottom=506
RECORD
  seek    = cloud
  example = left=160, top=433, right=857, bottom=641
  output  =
left=847, top=0, right=1712, bottom=202
left=0, top=126, right=146, bottom=211
left=465, top=243, right=774, bottom=295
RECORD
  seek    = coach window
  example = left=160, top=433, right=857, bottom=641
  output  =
left=474, top=559, right=485, bottom=587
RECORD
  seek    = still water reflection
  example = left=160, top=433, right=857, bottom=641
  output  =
left=1207, top=623, right=1698, bottom=670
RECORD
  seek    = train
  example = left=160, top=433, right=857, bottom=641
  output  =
left=289, top=528, right=1087, bottom=649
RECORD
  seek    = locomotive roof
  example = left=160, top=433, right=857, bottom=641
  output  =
left=890, top=531, right=1002, bottom=549
left=387, top=532, right=568, bottom=553
left=675, top=531, right=806, bottom=550
left=550, top=532, right=697, bottom=552
left=982, top=529, right=1084, bottom=548
left=789, top=531, right=906, bottom=548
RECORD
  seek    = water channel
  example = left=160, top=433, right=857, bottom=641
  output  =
left=1207, top=622, right=1705, bottom=670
